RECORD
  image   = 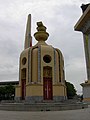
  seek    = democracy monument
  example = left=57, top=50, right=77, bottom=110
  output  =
left=15, top=14, right=67, bottom=103
left=0, top=4, right=89, bottom=111
left=75, top=3, right=90, bottom=102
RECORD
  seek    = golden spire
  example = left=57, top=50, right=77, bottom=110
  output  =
left=34, top=22, right=49, bottom=42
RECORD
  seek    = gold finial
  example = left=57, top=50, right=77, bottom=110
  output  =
left=34, top=21, right=49, bottom=42
left=37, top=22, right=46, bottom=32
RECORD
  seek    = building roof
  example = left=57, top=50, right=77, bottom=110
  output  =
left=74, top=5, right=90, bottom=31
left=0, top=81, right=19, bottom=86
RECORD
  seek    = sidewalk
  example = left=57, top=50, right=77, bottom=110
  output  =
left=0, top=105, right=90, bottom=120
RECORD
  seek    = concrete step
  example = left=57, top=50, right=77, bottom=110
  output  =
left=0, top=102, right=88, bottom=111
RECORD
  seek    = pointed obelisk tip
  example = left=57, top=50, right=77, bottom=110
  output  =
left=28, top=14, right=31, bottom=18
left=24, top=14, right=32, bottom=49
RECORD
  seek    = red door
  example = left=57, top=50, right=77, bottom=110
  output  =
left=21, top=79, right=26, bottom=100
left=43, top=77, right=53, bottom=100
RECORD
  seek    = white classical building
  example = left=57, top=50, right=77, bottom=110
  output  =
left=74, top=4, right=90, bottom=102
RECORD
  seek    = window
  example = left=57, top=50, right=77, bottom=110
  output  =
left=43, top=55, right=51, bottom=63
left=22, top=57, right=27, bottom=65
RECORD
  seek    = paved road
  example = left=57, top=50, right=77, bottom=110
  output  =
left=0, top=105, right=90, bottom=120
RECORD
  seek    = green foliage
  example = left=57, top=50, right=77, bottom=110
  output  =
left=65, top=81, right=77, bottom=99
left=0, top=85, right=15, bottom=100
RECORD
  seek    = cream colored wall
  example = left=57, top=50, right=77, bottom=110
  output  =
left=19, top=48, right=30, bottom=85
left=53, top=84, right=66, bottom=96
left=56, top=48, right=65, bottom=83
left=20, top=46, right=39, bottom=84
left=15, top=86, right=21, bottom=97
left=26, top=84, right=43, bottom=96
left=25, top=84, right=67, bottom=97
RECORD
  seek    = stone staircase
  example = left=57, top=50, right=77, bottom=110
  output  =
left=0, top=100, right=88, bottom=111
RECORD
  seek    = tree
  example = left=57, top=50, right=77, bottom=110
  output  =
left=0, top=85, right=15, bottom=100
left=65, top=81, right=77, bottom=99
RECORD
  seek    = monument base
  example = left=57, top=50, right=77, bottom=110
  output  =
left=81, top=80, right=90, bottom=102
left=15, top=96, right=67, bottom=103
left=0, top=101, right=88, bottom=111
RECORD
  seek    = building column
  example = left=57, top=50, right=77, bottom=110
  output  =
left=83, top=34, right=90, bottom=80
left=74, top=4, right=90, bottom=102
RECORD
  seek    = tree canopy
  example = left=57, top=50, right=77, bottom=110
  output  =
left=65, top=81, right=77, bottom=99
left=0, top=85, right=15, bottom=100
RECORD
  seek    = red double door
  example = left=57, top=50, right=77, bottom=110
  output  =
left=43, top=77, right=53, bottom=100
left=21, top=79, right=26, bottom=100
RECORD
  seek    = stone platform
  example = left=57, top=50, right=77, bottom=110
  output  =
left=0, top=101, right=88, bottom=111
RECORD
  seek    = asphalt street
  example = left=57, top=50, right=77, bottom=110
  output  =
left=0, top=105, right=90, bottom=120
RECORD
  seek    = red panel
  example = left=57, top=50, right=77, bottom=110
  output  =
left=43, top=77, right=53, bottom=100
left=21, top=79, right=26, bottom=100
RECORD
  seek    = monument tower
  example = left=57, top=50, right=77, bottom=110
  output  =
left=74, top=4, right=90, bottom=102
left=15, top=14, right=67, bottom=103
